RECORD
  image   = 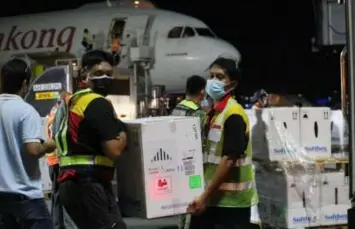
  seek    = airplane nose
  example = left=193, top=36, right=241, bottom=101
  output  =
left=215, top=40, right=241, bottom=65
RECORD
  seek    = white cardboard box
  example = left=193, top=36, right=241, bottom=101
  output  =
left=271, top=204, right=321, bottom=228
left=255, top=171, right=306, bottom=209
left=300, top=107, right=331, bottom=159
left=249, top=108, right=300, bottom=161
left=117, top=117, right=204, bottom=219
left=321, top=204, right=349, bottom=226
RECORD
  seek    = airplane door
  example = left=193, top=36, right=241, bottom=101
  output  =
left=121, top=15, right=150, bottom=45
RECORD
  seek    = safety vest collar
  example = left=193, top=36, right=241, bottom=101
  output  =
left=68, top=88, right=93, bottom=104
left=74, top=88, right=92, bottom=95
left=179, top=99, right=200, bottom=110
left=213, top=93, right=232, bottom=112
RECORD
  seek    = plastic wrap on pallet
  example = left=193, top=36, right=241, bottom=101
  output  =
left=249, top=108, right=323, bottom=228
left=273, top=108, right=321, bottom=216
left=330, top=109, right=349, bottom=158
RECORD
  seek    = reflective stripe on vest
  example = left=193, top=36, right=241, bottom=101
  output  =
left=203, top=154, right=252, bottom=167
left=55, top=88, right=114, bottom=168
left=60, top=155, right=114, bottom=167
left=204, top=97, right=258, bottom=207
left=207, top=180, right=256, bottom=191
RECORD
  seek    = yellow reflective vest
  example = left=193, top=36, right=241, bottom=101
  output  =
left=204, top=97, right=258, bottom=207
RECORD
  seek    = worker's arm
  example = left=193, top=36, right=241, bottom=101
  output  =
left=201, top=114, right=246, bottom=201
left=84, top=98, right=127, bottom=161
left=22, top=106, right=57, bottom=158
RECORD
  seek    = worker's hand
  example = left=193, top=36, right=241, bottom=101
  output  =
left=43, top=139, right=57, bottom=153
left=118, top=132, right=127, bottom=146
left=186, top=195, right=207, bottom=215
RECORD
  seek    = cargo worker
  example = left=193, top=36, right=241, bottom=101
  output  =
left=187, top=57, right=259, bottom=229
left=46, top=90, right=72, bottom=229
left=171, top=75, right=207, bottom=130
left=251, top=89, right=268, bottom=109
left=0, top=58, right=56, bottom=229
left=55, top=50, right=128, bottom=229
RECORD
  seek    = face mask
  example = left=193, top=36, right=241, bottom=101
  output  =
left=201, top=98, right=210, bottom=108
left=90, top=75, right=113, bottom=97
left=206, top=79, right=226, bottom=100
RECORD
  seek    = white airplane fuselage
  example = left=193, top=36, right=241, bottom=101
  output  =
left=0, top=6, right=240, bottom=92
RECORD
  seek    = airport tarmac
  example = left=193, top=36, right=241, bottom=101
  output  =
left=48, top=200, right=180, bottom=229
left=0, top=201, right=179, bottom=229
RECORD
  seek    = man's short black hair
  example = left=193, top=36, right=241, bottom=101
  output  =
left=209, top=57, right=241, bottom=82
left=81, top=50, right=114, bottom=70
left=186, top=75, right=206, bottom=96
left=1, top=58, right=31, bottom=94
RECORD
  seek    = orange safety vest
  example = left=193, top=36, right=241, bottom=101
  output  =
left=46, top=95, right=71, bottom=166
left=112, top=38, right=120, bottom=52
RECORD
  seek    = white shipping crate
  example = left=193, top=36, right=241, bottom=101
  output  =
left=300, top=107, right=331, bottom=159
left=117, top=117, right=204, bottom=219
left=271, top=204, right=321, bottom=228
left=249, top=108, right=301, bottom=161
left=321, top=204, right=349, bottom=226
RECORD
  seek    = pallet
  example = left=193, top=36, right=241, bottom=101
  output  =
left=262, top=224, right=347, bottom=229
left=308, top=225, right=347, bottom=229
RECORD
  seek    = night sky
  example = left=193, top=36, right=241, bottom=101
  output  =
left=0, top=0, right=342, bottom=100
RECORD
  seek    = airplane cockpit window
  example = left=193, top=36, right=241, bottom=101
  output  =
left=182, top=27, right=195, bottom=38
left=195, top=28, right=215, bottom=37
left=167, top=27, right=183, bottom=38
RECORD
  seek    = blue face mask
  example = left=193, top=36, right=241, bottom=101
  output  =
left=206, top=79, right=226, bottom=100
left=201, top=97, right=210, bottom=108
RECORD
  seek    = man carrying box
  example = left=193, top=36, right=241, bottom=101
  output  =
left=53, top=50, right=128, bottom=229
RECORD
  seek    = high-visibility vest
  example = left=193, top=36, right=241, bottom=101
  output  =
left=204, top=97, right=258, bottom=207
left=171, top=99, right=200, bottom=116
left=46, top=95, right=71, bottom=166
left=83, top=33, right=93, bottom=45
left=55, top=88, right=115, bottom=170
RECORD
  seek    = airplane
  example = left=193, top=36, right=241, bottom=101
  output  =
left=0, top=1, right=241, bottom=93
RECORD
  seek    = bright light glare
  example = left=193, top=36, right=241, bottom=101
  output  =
left=134, top=1, right=139, bottom=4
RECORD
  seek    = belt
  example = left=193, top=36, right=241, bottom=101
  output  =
left=59, top=155, right=114, bottom=168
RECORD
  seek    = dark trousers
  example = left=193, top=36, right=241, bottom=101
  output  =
left=0, top=193, right=53, bottom=229
left=49, top=164, right=65, bottom=229
left=59, top=179, right=127, bottom=229
left=189, top=207, right=255, bottom=229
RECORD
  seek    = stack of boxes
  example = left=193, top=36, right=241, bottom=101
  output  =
left=248, top=107, right=349, bottom=228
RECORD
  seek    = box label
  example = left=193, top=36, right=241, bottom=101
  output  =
left=154, top=176, right=172, bottom=195
left=35, top=91, right=59, bottom=100
left=189, top=175, right=201, bottom=189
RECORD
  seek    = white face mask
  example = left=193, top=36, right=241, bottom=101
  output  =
left=87, top=74, right=113, bottom=80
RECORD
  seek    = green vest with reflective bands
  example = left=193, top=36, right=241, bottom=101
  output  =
left=171, top=99, right=199, bottom=116
left=55, top=88, right=115, bottom=169
left=204, top=97, right=258, bottom=207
